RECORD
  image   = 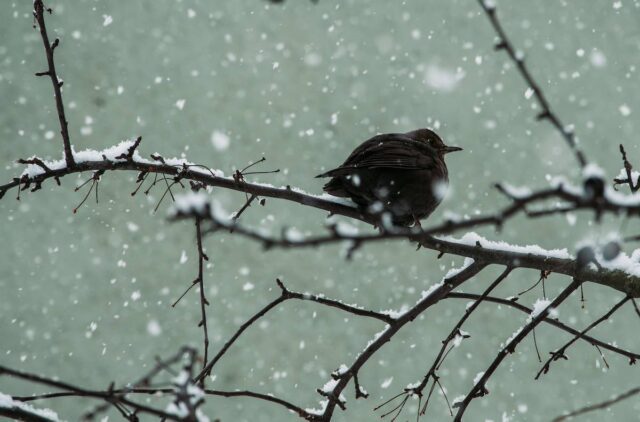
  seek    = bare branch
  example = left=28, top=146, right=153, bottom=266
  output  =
left=176, top=206, right=640, bottom=297
left=195, top=289, right=288, bottom=384
left=204, top=388, right=313, bottom=419
left=195, top=217, right=210, bottom=386
left=16, top=386, right=314, bottom=421
left=446, top=292, right=640, bottom=362
left=476, top=0, right=587, bottom=167
left=318, top=261, right=488, bottom=420
left=377, top=267, right=513, bottom=420
left=33, top=0, right=75, bottom=167
left=0, top=364, right=180, bottom=420
left=535, top=296, right=632, bottom=378
left=195, top=278, right=393, bottom=384
left=553, top=385, right=640, bottom=422
left=613, top=144, right=640, bottom=192
left=453, top=278, right=583, bottom=420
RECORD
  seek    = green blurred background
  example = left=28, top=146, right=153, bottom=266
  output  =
left=1, top=0, right=639, bottom=420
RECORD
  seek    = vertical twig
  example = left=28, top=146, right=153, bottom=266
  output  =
left=33, top=0, right=75, bottom=168
left=195, top=217, right=210, bottom=387
left=476, top=0, right=587, bottom=168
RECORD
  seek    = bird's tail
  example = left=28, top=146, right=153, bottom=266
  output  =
left=315, top=166, right=356, bottom=178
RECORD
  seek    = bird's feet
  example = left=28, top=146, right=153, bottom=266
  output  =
left=412, top=215, right=424, bottom=250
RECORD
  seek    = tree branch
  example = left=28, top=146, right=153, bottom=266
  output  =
left=375, top=267, right=514, bottom=420
left=33, top=0, right=75, bottom=168
left=195, top=217, right=210, bottom=386
left=553, top=385, right=640, bottom=422
left=446, top=292, right=640, bottom=362
left=317, top=261, right=488, bottom=421
left=535, top=295, right=632, bottom=378
left=476, top=0, right=587, bottom=167
left=172, top=202, right=640, bottom=297
left=0, top=365, right=179, bottom=420
left=453, top=278, right=583, bottom=420
left=14, top=387, right=313, bottom=421
left=194, top=278, right=393, bottom=384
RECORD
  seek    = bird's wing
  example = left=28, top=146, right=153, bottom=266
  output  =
left=316, top=133, right=436, bottom=177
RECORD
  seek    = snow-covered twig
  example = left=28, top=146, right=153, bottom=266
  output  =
left=195, top=218, right=210, bottom=386
left=0, top=361, right=182, bottom=420
left=316, top=262, right=487, bottom=421
left=613, top=144, right=640, bottom=192
left=446, top=292, right=640, bottom=362
left=0, top=393, right=60, bottom=422
left=452, top=278, right=583, bottom=421
left=375, top=267, right=513, bottom=420
left=171, top=204, right=640, bottom=297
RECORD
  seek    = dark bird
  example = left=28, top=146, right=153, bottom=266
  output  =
left=316, top=128, right=462, bottom=227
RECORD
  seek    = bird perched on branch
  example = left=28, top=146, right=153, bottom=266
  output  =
left=317, top=128, right=462, bottom=227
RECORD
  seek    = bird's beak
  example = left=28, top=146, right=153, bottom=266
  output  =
left=442, top=146, right=463, bottom=154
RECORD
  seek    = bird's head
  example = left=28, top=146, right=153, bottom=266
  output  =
left=407, top=128, right=463, bottom=156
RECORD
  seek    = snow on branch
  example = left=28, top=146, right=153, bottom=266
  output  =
left=170, top=198, right=640, bottom=297
left=0, top=393, right=61, bottom=422
left=2, top=1, right=640, bottom=421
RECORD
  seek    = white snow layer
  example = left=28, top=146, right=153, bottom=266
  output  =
left=0, top=393, right=62, bottom=422
left=438, top=232, right=571, bottom=260
left=20, top=139, right=225, bottom=179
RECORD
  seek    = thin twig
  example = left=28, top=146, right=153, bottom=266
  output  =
left=33, top=0, right=75, bottom=167
left=476, top=0, right=587, bottom=167
left=453, top=278, right=583, bottom=421
left=318, top=262, right=488, bottom=420
left=613, top=144, right=639, bottom=192
left=446, top=292, right=640, bottom=362
left=553, top=385, right=640, bottom=421
left=378, top=268, right=513, bottom=421
left=0, top=364, right=179, bottom=420
left=195, top=217, right=210, bottom=386
left=194, top=278, right=392, bottom=383
left=535, top=296, right=631, bottom=379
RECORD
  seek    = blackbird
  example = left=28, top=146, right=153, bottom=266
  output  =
left=316, top=128, right=462, bottom=226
